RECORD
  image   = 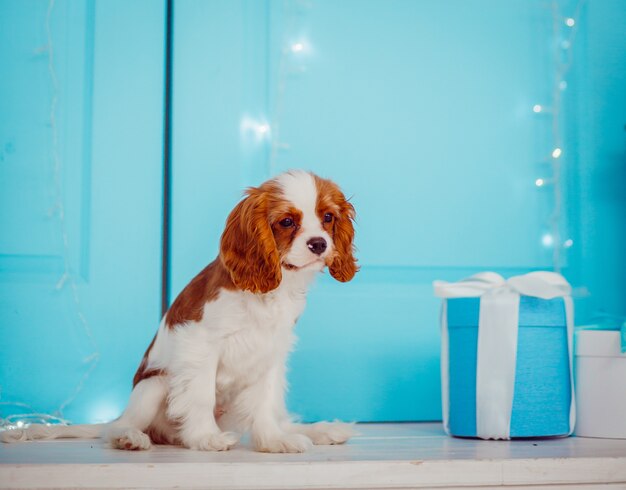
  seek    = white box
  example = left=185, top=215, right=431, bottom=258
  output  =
left=575, top=330, right=626, bottom=439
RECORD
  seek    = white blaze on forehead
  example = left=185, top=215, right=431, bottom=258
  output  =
left=274, top=170, right=332, bottom=268
left=275, top=170, right=318, bottom=224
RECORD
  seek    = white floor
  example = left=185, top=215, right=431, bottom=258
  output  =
left=1, top=423, right=625, bottom=489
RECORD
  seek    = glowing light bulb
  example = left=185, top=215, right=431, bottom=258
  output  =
left=16, top=421, right=24, bottom=428
left=535, top=178, right=545, bottom=187
left=563, top=239, right=574, bottom=248
left=542, top=233, right=554, bottom=247
left=552, top=148, right=562, bottom=159
left=291, top=42, right=304, bottom=53
left=565, top=17, right=575, bottom=27
left=257, top=123, right=270, bottom=135
left=533, top=104, right=543, bottom=113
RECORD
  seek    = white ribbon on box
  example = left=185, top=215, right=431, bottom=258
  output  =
left=434, top=271, right=575, bottom=440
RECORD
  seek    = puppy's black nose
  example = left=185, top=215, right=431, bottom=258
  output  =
left=307, top=237, right=327, bottom=255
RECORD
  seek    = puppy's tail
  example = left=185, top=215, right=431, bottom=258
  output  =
left=1, top=423, right=105, bottom=443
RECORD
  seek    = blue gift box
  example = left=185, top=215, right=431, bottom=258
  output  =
left=447, top=296, right=572, bottom=438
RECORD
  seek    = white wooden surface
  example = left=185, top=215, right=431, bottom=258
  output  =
left=1, top=423, right=625, bottom=489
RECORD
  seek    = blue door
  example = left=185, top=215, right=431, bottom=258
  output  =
left=0, top=0, right=164, bottom=424
left=169, top=0, right=559, bottom=422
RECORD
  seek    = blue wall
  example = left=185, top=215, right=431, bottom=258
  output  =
left=1, top=0, right=624, bottom=425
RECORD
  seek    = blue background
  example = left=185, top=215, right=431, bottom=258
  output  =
left=1, top=0, right=624, bottom=424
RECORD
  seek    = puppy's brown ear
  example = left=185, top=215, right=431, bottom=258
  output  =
left=220, top=189, right=282, bottom=293
left=329, top=198, right=358, bottom=282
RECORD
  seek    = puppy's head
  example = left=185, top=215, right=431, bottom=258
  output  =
left=220, top=170, right=358, bottom=293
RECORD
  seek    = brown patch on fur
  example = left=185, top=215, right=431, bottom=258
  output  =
left=314, top=175, right=358, bottom=282
left=271, top=207, right=303, bottom=263
left=163, top=180, right=302, bottom=331
left=134, top=261, right=235, bottom=384
left=165, top=259, right=235, bottom=329
left=133, top=334, right=159, bottom=387
left=133, top=368, right=167, bottom=387
left=220, top=182, right=296, bottom=293
left=132, top=330, right=168, bottom=387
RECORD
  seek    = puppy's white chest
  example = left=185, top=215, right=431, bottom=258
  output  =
left=214, top=289, right=306, bottom=391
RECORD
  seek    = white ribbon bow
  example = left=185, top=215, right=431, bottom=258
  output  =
left=434, top=271, right=575, bottom=439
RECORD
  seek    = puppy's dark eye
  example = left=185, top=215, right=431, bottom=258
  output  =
left=323, top=213, right=334, bottom=223
left=279, top=218, right=294, bottom=228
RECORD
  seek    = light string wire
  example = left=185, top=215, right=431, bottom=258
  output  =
left=0, top=0, right=100, bottom=431
left=544, top=0, right=585, bottom=272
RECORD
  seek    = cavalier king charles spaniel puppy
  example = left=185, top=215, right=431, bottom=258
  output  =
left=2, top=170, right=357, bottom=453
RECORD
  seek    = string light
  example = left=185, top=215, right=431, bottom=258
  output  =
left=532, top=104, right=553, bottom=114
left=535, top=178, right=550, bottom=187
left=0, top=402, right=71, bottom=431
left=532, top=0, right=584, bottom=272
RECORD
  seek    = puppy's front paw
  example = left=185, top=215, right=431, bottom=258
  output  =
left=254, top=433, right=312, bottom=453
left=186, top=431, right=240, bottom=451
left=109, top=428, right=152, bottom=451
left=306, top=421, right=356, bottom=445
